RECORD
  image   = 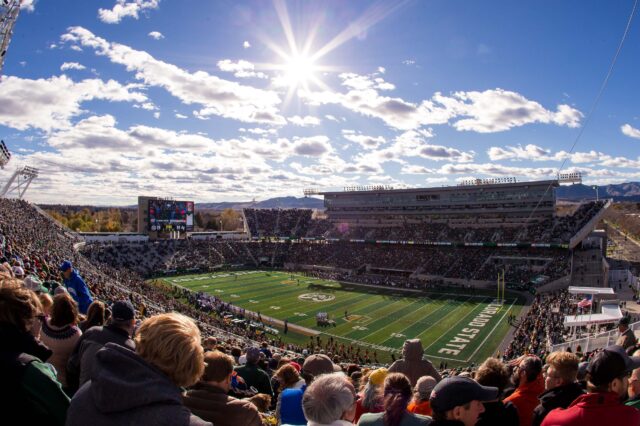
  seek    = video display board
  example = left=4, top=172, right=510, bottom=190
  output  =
left=148, top=200, right=194, bottom=232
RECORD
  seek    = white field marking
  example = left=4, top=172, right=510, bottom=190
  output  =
left=421, top=296, right=493, bottom=355
left=376, top=295, right=462, bottom=346
left=464, top=297, right=517, bottom=362
left=249, top=299, right=259, bottom=304
left=318, top=331, right=395, bottom=352
left=353, top=326, right=368, bottom=331
left=230, top=294, right=240, bottom=298
left=390, top=332, right=405, bottom=338
left=270, top=305, right=281, bottom=310
left=417, top=353, right=468, bottom=362
left=342, top=297, right=419, bottom=339
left=358, top=295, right=438, bottom=342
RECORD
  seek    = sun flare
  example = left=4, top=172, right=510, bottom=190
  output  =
left=282, top=54, right=316, bottom=88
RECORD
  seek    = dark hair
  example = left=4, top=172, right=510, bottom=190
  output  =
left=382, top=373, right=412, bottom=426
left=475, top=357, right=510, bottom=392
left=82, top=300, right=106, bottom=331
left=50, top=293, right=79, bottom=327
left=520, top=356, right=543, bottom=383
left=202, top=350, right=234, bottom=383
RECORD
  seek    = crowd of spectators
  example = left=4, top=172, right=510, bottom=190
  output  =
left=241, top=201, right=606, bottom=246
left=4, top=197, right=640, bottom=426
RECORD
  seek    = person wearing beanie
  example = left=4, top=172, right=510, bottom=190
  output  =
left=542, top=345, right=640, bottom=426
left=407, top=376, right=437, bottom=416
left=388, top=339, right=442, bottom=386
left=354, top=368, right=388, bottom=423
left=235, top=347, right=273, bottom=397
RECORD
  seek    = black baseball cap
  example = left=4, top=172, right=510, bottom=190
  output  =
left=587, top=345, right=640, bottom=386
left=618, top=316, right=631, bottom=326
left=430, top=376, right=499, bottom=412
left=111, top=300, right=135, bottom=321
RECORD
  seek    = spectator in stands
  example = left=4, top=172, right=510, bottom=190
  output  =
left=235, top=346, right=274, bottom=397
left=429, top=376, right=499, bottom=426
left=40, top=293, right=82, bottom=391
left=504, top=355, right=544, bottom=426
left=474, top=358, right=518, bottom=426
left=358, top=372, right=431, bottom=426
left=388, top=339, right=442, bottom=386
left=615, top=316, right=637, bottom=351
left=542, top=345, right=640, bottom=426
left=355, top=368, right=387, bottom=423
left=407, top=376, right=437, bottom=417
left=79, top=300, right=107, bottom=333
left=301, top=372, right=357, bottom=426
left=38, top=292, right=53, bottom=318
left=66, top=300, right=136, bottom=394
left=532, top=352, right=584, bottom=426
left=59, top=260, right=93, bottom=315
left=0, top=283, right=70, bottom=426
left=274, top=363, right=307, bottom=424
left=626, top=349, right=640, bottom=409
left=183, top=350, right=262, bottom=426
left=67, top=313, right=210, bottom=426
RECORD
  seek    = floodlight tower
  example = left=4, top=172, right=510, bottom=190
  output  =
left=0, top=0, right=21, bottom=76
left=0, top=165, right=38, bottom=199
left=0, top=140, right=11, bottom=169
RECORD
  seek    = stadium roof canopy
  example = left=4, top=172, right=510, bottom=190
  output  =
left=563, top=303, right=622, bottom=327
left=567, top=286, right=615, bottom=296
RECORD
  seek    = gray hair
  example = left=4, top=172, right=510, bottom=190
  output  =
left=302, top=372, right=354, bottom=424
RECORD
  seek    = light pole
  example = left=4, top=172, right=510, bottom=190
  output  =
left=593, top=185, right=599, bottom=202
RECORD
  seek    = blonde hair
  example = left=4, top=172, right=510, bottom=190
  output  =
left=135, top=313, right=204, bottom=387
left=38, top=293, right=53, bottom=316
left=545, top=351, right=579, bottom=384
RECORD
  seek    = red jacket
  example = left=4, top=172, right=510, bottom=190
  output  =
left=504, top=375, right=545, bottom=426
left=541, top=392, right=640, bottom=426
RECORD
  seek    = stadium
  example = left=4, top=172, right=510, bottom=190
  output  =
left=3, top=1, right=640, bottom=426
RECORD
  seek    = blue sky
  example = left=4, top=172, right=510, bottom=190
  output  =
left=1, top=0, right=639, bottom=205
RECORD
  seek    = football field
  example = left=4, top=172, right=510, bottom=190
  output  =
left=162, top=270, right=525, bottom=366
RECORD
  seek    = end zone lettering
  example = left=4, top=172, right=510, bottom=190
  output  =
left=438, top=301, right=502, bottom=357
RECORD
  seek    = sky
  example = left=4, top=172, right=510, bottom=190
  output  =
left=0, top=0, right=639, bottom=205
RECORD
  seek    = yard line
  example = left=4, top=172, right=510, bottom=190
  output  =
left=464, top=297, right=517, bottom=362
left=376, top=295, right=462, bottom=346
left=420, top=296, right=493, bottom=355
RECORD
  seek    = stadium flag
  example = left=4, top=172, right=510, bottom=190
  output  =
left=577, top=295, right=592, bottom=308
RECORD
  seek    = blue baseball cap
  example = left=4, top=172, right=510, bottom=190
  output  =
left=59, top=260, right=72, bottom=272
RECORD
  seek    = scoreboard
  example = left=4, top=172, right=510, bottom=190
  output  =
left=148, top=200, right=194, bottom=232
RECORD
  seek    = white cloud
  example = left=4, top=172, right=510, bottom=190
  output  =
left=0, top=75, right=147, bottom=132
left=60, top=62, right=86, bottom=71
left=622, top=124, right=640, bottom=139
left=243, top=41, right=251, bottom=49
left=148, top=31, right=164, bottom=40
left=324, top=114, right=339, bottom=122
left=153, top=111, right=160, bottom=119
left=378, top=66, right=386, bottom=74
left=292, top=136, right=332, bottom=157
left=175, top=113, right=188, bottom=119
left=62, top=27, right=285, bottom=125
left=98, top=0, right=160, bottom=24
left=20, top=0, right=35, bottom=12
left=342, top=130, right=386, bottom=150
left=402, top=59, right=415, bottom=65
left=287, top=115, right=321, bottom=127
left=217, top=59, right=268, bottom=79
left=301, top=79, right=583, bottom=132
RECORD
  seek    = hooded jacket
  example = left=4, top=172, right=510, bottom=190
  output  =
left=388, top=339, right=442, bottom=386
left=63, top=269, right=93, bottom=315
left=0, top=322, right=69, bottom=426
left=66, top=343, right=210, bottom=426
left=532, top=382, right=584, bottom=426
left=541, top=392, right=640, bottom=426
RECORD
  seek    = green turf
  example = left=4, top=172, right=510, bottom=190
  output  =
left=163, top=270, right=525, bottom=366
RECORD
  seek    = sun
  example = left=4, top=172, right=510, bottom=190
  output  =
left=282, top=54, right=317, bottom=89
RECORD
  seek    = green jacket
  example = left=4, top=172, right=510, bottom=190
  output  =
left=234, top=364, right=273, bottom=396
left=21, top=358, right=71, bottom=425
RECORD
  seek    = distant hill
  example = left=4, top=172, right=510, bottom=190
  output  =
left=197, top=196, right=324, bottom=210
left=556, top=182, right=640, bottom=201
